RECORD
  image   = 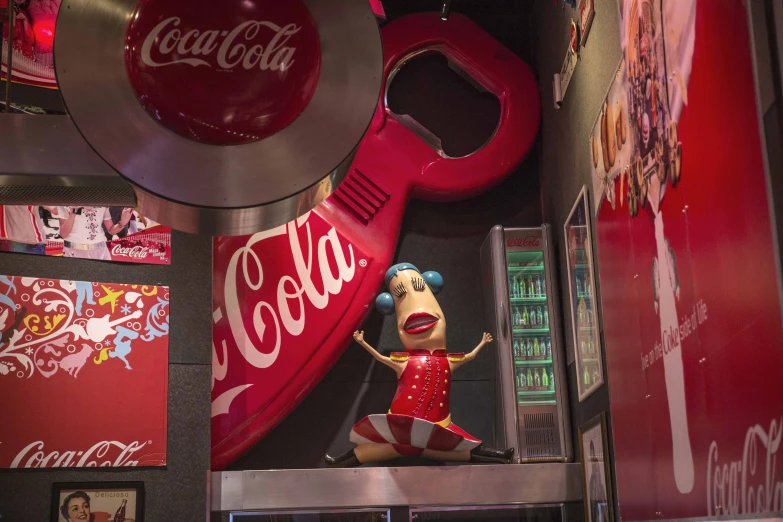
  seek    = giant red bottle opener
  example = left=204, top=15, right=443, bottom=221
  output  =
left=211, top=12, right=540, bottom=469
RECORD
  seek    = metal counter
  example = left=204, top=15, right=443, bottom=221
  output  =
left=211, top=464, right=582, bottom=512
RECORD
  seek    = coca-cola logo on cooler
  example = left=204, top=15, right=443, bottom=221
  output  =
left=507, top=236, right=541, bottom=248
left=125, top=0, right=321, bottom=145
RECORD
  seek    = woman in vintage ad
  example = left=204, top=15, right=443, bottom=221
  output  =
left=56, top=207, right=132, bottom=260
left=60, top=491, right=135, bottom=522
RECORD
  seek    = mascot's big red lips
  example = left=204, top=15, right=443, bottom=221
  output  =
left=403, top=312, right=439, bottom=334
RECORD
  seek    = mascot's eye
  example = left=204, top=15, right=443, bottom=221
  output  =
left=411, top=277, right=426, bottom=291
left=392, top=283, right=407, bottom=298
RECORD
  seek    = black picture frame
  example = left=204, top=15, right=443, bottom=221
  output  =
left=51, top=482, right=144, bottom=522
left=578, top=413, right=614, bottom=522
left=564, top=185, right=604, bottom=401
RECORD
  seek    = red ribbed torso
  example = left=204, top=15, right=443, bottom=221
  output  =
left=390, top=349, right=452, bottom=423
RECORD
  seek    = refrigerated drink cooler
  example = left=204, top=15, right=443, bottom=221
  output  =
left=480, top=225, right=572, bottom=463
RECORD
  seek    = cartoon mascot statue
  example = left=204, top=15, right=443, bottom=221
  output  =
left=325, top=263, right=515, bottom=467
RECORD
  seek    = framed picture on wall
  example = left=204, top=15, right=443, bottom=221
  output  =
left=0, top=276, right=169, bottom=469
left=579, top=413, right=614, bottom=522
left=0, top=205, right=171, bottom=264
left=51, top=482, right=144, bottom=522
left=564, top=185, right=604, bottom=401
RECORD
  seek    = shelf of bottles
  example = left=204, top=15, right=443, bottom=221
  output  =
left=507, top=250, right=556, bottom=405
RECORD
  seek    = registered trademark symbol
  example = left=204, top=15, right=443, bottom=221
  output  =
left=359, top=259, right=367, bottom=267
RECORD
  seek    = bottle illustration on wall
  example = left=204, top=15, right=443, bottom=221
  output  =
left=654, top=210, right=694, bottom=494
left=114, top=499, right=127, bottom=522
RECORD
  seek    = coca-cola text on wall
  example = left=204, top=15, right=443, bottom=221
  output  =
left=125, top=0, right=321, bottom=145
left=507, top=236, right=541, bottom=248
left=0, top=276, right=169, bottom=469
left=10, top=440, right=151, bottom=468
left=706, top=418, right=783, bottom=516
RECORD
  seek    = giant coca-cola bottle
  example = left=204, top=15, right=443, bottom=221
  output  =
left=114, top=499, right=127, bottom=522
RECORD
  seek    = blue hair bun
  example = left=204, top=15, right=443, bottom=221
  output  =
left=384, top=263, right=420, bottom=288
left=375, top=292, right=395, bottom=315
left=422, top=271, right=443, bottom=294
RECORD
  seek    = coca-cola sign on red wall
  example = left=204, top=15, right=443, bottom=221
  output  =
left=590, top=0, right=783, bottom=519
left=125, top=0, right=321, bottom=145
left=0, top=276, right=169, bottom=468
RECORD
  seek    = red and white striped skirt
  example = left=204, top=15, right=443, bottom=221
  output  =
left=350, top=414, right=481, bottom=456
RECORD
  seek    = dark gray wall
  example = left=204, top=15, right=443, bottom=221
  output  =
left=0, top=83, right=66, bottom=113
left=229, top=2, right=543, bottom=470
left=531, top=0, right=622, bottom=515
left=0, top=231, right=212, bottom=521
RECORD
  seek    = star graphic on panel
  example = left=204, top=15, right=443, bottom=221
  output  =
left=98, top=285, right=124, bottom=313
left=121, top=304, right=132, bottom=315
left=25, top=347, right=33, bottom=355
left=104, top=339, right=112, bottom=346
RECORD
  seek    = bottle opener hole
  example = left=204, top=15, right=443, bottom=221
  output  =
left=386, top=52, right=501, bottom=158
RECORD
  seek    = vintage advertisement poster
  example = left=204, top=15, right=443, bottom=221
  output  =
left=1, top=0, right=59, bottom=89
left=0, top=276, right=169, bottom=468
left=0, top=206, right=171, bottom=265
left=54, top=485, right=141, bottom=522
left=591, top=0, right=783, bottom=519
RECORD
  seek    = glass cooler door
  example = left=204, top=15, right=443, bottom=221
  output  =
left=506, top=249, right=556, bottom=406
left=564, top=186, right=604, bottom=402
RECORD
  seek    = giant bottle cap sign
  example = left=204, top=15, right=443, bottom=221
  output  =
left=125, top=0, right=322, bottom=145
left=55, top=0, right=382, bottom=235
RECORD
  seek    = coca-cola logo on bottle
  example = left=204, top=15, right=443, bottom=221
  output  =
left=125, top=0, right=321, bottom=145
left=507, top=236, right=541, bottom=248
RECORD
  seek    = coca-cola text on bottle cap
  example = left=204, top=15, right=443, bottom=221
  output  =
left=125, top=0, right=321, bottom=146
